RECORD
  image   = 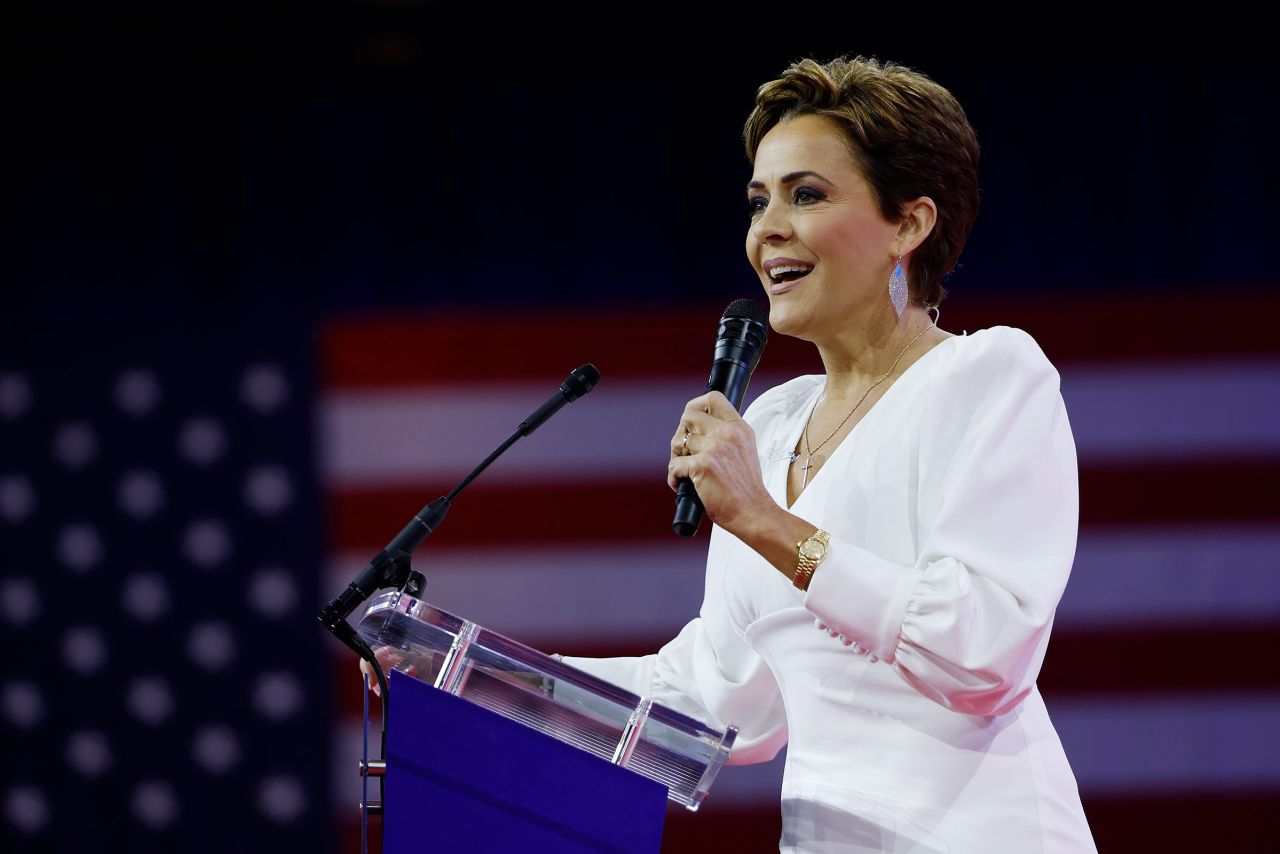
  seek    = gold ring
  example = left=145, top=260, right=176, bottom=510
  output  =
left=681, top=432, right=690, bottom=452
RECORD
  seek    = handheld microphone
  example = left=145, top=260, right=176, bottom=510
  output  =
left=672, top=299, right=769, bottom=537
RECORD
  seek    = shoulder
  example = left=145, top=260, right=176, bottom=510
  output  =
left=930, top=325, right=1060, bottom=394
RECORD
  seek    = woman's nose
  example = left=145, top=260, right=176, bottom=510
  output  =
left=750, top=200, right=791, bottom=244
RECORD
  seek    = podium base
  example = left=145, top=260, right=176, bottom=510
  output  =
left=385, top=670, right=668, bottom=853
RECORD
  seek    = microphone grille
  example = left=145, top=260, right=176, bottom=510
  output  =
left=722, top=298, right=769, bottom=324
left=573, top=363, right=601, bottom=390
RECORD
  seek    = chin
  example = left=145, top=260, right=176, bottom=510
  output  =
left=765, top=302, right=814, bottom=341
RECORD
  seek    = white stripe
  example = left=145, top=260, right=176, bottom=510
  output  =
left=1057, top=524, right=1280, bottom=626
left=320, top=361, right=1280, bottom=487
left=1051, top=692, right=1280, bottom=792
left=330, top=543, right=707, bottom=647
left=329, top=526, right=1280, bottom=644
left=1061, top=360, right=1280, bottom=460
left=319, top=378, right=698, bottom=488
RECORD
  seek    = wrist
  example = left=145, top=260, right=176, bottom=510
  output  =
left=793, top=529, right=831, bottom=591
left=734, top=502, right=825, bottom=583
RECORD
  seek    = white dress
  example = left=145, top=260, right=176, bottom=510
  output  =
left=564, top=326, right=1098, bottom=853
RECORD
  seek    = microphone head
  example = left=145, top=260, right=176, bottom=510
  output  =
left=722, top=297, right=769, bottom=325
left=561, top=363, right=601, bottom=401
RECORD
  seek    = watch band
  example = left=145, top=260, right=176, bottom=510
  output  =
left=793, top=529, right=830, bottom=591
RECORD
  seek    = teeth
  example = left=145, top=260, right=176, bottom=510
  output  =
left=768, top=264, right=813, bottom=282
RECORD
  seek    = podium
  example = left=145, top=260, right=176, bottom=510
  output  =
left=355, top=591, right=738, bottom=853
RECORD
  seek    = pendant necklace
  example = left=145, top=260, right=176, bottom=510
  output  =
left=793, top=320, right=936, bottom=490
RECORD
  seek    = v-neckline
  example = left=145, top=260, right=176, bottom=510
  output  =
left=780, top=334, right=958, bottom=510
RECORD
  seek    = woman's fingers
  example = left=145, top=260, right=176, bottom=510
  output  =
left=358, top=646, right=410, bottom=697
left=671, top=393, right=744, bottom=457
left=359, top=658, right=380, bottom=697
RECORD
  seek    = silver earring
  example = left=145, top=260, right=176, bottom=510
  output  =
left=888, top=256, right=908, bottom=317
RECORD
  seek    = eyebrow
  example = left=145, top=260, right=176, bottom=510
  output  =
left=746, top=170, right=832, bottom=191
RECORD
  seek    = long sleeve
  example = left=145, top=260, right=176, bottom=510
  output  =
left=803, top=327, right=1079, bottom=716
left=563, top=609, right=789, bottom=764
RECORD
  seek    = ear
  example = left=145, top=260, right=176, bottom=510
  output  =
left=892, top=196, right=938, bottom=258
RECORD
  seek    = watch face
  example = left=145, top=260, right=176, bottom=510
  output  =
left=801, top=540, right=825, bottom=560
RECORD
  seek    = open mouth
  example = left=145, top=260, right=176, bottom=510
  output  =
left=767, top=263, right=814, bottom=287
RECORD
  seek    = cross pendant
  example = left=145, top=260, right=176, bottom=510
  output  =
left=799, top=455, right=815, bottom=489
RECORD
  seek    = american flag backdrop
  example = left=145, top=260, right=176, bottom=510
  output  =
left=0, top=329, right=334, bottom=854
left=7, top=11, right=1280, bottom=853
left=3, top=299, right=1278, bottom=854
left=319, top=294, right=1280, bottom=853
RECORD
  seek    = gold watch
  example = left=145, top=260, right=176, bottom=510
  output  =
left=793, top=529, right=830, bottom=591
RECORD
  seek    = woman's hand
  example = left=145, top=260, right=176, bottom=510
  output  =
left=358, top=646, right=410, bottom=697
left=667, top=391, right=778, bottom=538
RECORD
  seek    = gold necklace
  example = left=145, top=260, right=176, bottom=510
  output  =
left=795, top=320, right=936, bottom=489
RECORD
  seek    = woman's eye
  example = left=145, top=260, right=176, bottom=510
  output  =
left=794, top=187, right=824, bottom=204
left=747, top=195, right=768, bottom=216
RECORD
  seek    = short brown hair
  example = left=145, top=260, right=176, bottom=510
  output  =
left=743, top=55, right=980, bottom=308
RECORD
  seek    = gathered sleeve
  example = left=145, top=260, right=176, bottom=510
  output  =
left=804, top=327, right=1079, bottom=716
left=561, top=606, right=789, bottom=764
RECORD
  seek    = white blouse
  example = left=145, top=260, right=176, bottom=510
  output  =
left=564, top=326, right=1098, bottom=853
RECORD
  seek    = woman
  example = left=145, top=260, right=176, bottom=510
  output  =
left=561, top=55, right=1098, bottom=852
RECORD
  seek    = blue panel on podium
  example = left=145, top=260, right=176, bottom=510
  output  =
left=385, top=670, right=667, bottom=853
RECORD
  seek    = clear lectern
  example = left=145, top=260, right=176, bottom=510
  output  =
left=355, top=591, right=738, bottom=852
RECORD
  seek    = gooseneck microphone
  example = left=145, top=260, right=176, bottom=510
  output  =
left=319, top=362, right=602, bottom=652
left=672, top=299, right=769, bottom=537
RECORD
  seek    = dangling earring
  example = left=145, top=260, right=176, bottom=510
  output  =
left=888, top=256, right=909, bottom=317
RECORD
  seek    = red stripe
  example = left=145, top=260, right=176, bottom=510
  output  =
left=1038, top=623, right=1280, bottom=695
left=320, top=293, right=1280, bottom=390
left=1081, top=459, right=1280, bottom=526
left=337, top=791, right=1280, bottom=853
left=326, top=461, right=1280, bottom=553
left=326, top=479, right=695, bottom=551
left=1084, top=790, right=1280, bottom=853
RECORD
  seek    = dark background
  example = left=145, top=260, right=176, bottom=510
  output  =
left=8, top=6, right=1277, bottom=337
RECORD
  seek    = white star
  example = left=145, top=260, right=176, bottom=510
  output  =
left=117, top=470, right=166, bottom=520
left=65, top=730, right=113, bottom=778
left=56, top=523, right=104, bottom=573
left=241, top=363, right=290, bottom=414
left=177, top=416, right=227, bottom=466
left=0, top=475, right=36, bottom=523
left=257, top=775, right=307, bottom=824
left=243, top=464, right=294, bottom=516
left=1, top=681, right=45, bottom=729
left=51, top=421, right=98, bottom=469
left=131, top=781, right=179, bottom=830
left=187, top=621, right=237, bottom=671
left=192, top=725, right=242, bottom=776
left=114, top=369, right=162, bottom=417
left=182, top=519, right=232, bottom=569
left=0, top=578, right=40, bottom=627
left=247, top=567, right=298, bottom=620
left=120, top=572, right=171, bottom=623
left=4, top=785, right=49, bottom=834
left=252, top=671, right=304, bottom=722
left=61, top=626, right=108, bottom=675
left=126, top=676, right=175, bottom=726
left=0, top=373, right=32, bottom=420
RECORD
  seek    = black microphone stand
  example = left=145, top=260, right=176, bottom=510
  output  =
left=317, top=363, right=600, bottom=848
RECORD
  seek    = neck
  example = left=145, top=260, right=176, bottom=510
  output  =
left=814, top=304, right=937, bottom=399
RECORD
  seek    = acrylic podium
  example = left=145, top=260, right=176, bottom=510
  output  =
left=355, top=591, right=738, bottom=854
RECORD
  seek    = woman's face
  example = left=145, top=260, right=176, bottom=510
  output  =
left=745, top=113, right=901, bottom=342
